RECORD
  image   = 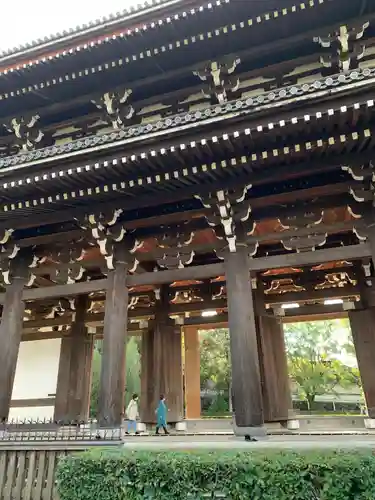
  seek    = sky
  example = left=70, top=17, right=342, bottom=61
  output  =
left=0, top=0, right=141, bottom=51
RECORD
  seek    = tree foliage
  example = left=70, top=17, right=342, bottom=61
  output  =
left=199, top=328, right=231, bottom=414
left=283, top=320, right=360, bottom=409
left=199, top=328, right=230, bottom=391
left=57, top=449, right=375, bottom=500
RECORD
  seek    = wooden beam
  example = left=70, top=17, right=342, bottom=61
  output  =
left=267, top=285, right=359, bottom=305
left=20, top=287, right=360, bottom=330
left=21, top=331, right=66, bottom=342
left=0, top=245, right=366, bottom=305
left=249, top=244, right=371, bottom=272
left=30, top=216, right=359, bottom=279
left=10, top=398, right=55, bottom=408
left=22, top=299, right=226, bottom=329
left=282, top=304, right=349, bottom=322
left=262, top=265, right=355, bottom=283
left=249, top=221, right=361, bottom=246
left=14, top=215, right=360, bottom=263
left=20, top=301, right=351, bottom=340
left=22, top=279, right=108, bottom=302
left=0, top=263, right=226, bottom=304
left=130, top=263, right=226, bottom=287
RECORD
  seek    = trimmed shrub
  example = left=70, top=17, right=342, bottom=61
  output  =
left=56, top=448, right=375, bottom=500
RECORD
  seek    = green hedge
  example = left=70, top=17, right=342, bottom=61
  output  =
left=56, top=449, right=375, bottom=500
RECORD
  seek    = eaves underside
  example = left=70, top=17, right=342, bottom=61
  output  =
left=0, top=66, right=372, bottom=176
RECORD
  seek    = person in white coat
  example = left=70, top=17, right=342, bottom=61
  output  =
left=125, top=394, right=139, bottom=435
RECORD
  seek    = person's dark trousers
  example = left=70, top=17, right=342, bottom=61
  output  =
left=156, top=425, right=169, bottom=435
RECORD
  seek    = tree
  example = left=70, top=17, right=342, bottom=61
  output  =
left=199, top=328, right=231, bottom=414
left=200, top=328, right=230, bottom=391
left=89, top=337, right=141, bottom=418
left=284, top=320, right=360, bottom=409
left=89, top=347, right=101, bottom=418
left=124, top=337, right=141, bottom=404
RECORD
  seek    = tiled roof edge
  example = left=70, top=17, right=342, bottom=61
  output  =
left=0, top=0, right=185, bottom=61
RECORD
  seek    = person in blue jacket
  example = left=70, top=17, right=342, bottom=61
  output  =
left=155, top=395, right=169, bottom=435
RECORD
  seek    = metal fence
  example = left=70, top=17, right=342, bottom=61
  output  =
left=0, top=420, right=122, bottom=444
left=0, top=419, right=122, bottom=443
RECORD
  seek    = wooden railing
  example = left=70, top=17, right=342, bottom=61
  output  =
left=0, top=447, right=83, bottom=500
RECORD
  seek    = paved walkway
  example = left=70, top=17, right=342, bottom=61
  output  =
left=122, top=434, right=375, bottom=450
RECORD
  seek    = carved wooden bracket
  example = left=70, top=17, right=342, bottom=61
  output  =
left=156, top=223, right=195, bottom=269
left=194, top=57, right=241, bottom=103
left=4, top=115, right=44, bottom=152
left=279, top=206, right=327, bottom=252
left=48, top=241, right=87, bottom=285
left=197, top=185, right=255, bottom=253
left=314, top=22, right=368, bottom=72
left=92, top=89, right=134, bottom=129
left=0, top=246, right=39, bottom=286
left=78, top=210, right=142, bottom=272
left=346, top=162, right=375, bottom=207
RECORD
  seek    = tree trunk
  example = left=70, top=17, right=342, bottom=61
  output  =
left=306, top=394, right=315, bottom=411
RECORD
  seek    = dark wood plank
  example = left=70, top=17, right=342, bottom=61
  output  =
left=140, top=286, right=183, bottom=424
left=13, top=452, right=26, bottom=500
left=54, top=295, right=93, bottom=423
left=10, top=398, right=55, bottom=408
left=23, top=451, right=36, bottom=500
left=256, top=310, right=292, bottom=423
left=3, top=452, right=16, bottom=500
left=34, top=451, right=46, bottom=500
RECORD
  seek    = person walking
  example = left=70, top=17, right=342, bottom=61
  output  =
left=125, top=394, right=139, bottom=435
left=155, top=395, right=169, bottom=435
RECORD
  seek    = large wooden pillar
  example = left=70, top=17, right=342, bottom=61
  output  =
left=348, top=227, right=375, bottom=419
left=184, top=326, right=201, bottom=419
left=54, top=295, right=94, bottom=423
left=224, top=247, right=264, bottom=436
left=98, top=259, right=129, bottom=427
left=0, top=258, right=27, bottom=422
left=349, top=308, right=375, bottom=418
left=140, top=285, right=183, bottom=424
left=256, top=313, right=292, bottom=423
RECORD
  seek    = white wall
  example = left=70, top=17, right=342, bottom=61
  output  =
left=9, top=339, right=61, bottom=421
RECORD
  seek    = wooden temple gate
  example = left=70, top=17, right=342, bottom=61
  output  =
left=0, top=0, right=374, bottom=441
